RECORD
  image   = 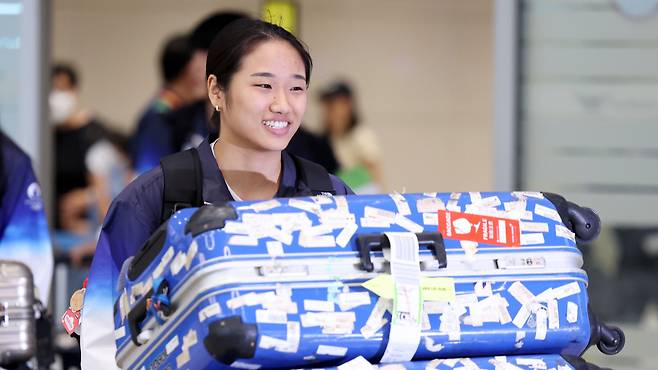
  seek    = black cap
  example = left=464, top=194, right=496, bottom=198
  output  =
left=319, top=81, right=353, bottom=101
left=190, top=11, right=250, bottom=51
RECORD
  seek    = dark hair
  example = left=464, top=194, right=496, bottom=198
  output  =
left=52, top=63, right=78, bottom=88
left=160, top=34, right=194, bottom=83
left=190, top=11, right=250, bottom=51
left=320, top=81, right=360, bottom=133
left=206, top=19, right=313, bottom=127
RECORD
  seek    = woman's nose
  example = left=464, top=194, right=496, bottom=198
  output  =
left=270, top=89, right=290, bottom=114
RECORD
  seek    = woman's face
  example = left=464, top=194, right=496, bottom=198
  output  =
left=214, top=39, right=307, bottom=152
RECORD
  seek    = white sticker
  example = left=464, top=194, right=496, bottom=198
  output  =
left=337, top=356, right=374, bottom=370
left=553, top=282, right=581, bottom=299
left=223, top=221, right=252, bottom=235
left=304, top=299, right=335, bottom=312
left=513, top=191, right=544, bottom=199
left=535, top=307, right=548, bottom=340
left=229, top=361, right=262, bottom=369
left=267, top=227, right=294, bottom=245
left=555, top=224, right=576, bottom=242
left=250, top=199, right=281, bottom=212
left=423, top=301, right=449, bottom=314
left=198, top=303, right=221, bottom=322
left=114, top=326, right=126, bottom=340
left=303, top=224, right=334, bottom=237
left=497, top=297, right=513, bottom=325
left=281, top=321, right=300, bottom=353
left=337, top=292, right=371, bottom=311
left=512, top=304, right=532, bottom=328
left=289, top=199, right=321, bottom=214
left=474, top=281, right=493, bottom=297
left=460, top=358, right=481, bottom=370
left=460, top=240, right=479, bottom=256
left=361, top=297, right=392, bottom=338
left=266, top=241, right=284, bottom=257
left=312, top=195, right=334, bottom=205
left=548, top=299, right=559, bottom=330
left=519, top=221, right=549, bottom=233
left=520, top=233, right=545, bottom=245
left=516, top=358, right=547, bottom=368
left=534, top=204, right=562, bottom=222
left=360, top=217, right=391, bottom=228
left=521, top=211, right=534, bottom=220
left=417, top=197, right=446, bottom=213
left=185, top=240, right=198, bottom=270
left=567, top=301, right=578, bottom=323
left=258, top=335, right=288, bottom=350
left=316, top=344, right=348, bottom=357
left=390, top=193, right=412, bottom=215
left=508, top=282, right=536, bottom=306
left=152, top=246, right=174, bottom=279
left=423, top=336, right=444, bottom=352
left=364, top=206, right=397, bottom=222
left=422, top=212, right=439, bottom=225
left=535, top=287, right=555, bottom=302
left=336, top=223, right=358, bottom=248
left=182, top=328, right=198, bottom=351
left=395, top=213, right=424, bottom=233
left=334, top=196, right=349, bottom=212
left=228, top=235, right=259, bottom=246
left=165, top=335, right=179, bottom=355
left=255, top=309, right=287, bottom=324
left=176, top=351, right=191, bottom=368
left=299, top=233, right=336, bottom=248
left=478, top=196, right=502, bottom=208
left=169, top=251, right=187, bottom=275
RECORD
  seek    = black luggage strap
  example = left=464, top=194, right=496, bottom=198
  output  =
left=160, top=148, right=203, bottom=223
left=291, top=154, right=336, bottom=196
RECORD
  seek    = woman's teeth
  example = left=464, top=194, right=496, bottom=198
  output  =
left=263, top=120, right=289, bottom=129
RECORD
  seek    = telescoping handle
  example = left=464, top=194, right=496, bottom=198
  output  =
left=357, top=232, right=447, bottom=272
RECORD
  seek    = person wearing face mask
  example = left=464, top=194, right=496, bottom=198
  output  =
left=51, top=64, right=132, bottom=267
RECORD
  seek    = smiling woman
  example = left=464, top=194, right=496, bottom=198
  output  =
left=79, top=19, right=353, bottom=368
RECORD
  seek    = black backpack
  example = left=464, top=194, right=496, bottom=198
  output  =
left=159, top=148, right=335, bottom=223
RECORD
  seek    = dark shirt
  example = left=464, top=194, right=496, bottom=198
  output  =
left=286, top=127, right=339, bottom=174
left=131, top=99, right=208, bottom=174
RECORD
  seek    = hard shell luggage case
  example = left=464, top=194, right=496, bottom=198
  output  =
left=0, top=261, right=36, bottom=366
left=114, top=192, right=623, bottom=370
left=322, top=354, right=611, bottom=370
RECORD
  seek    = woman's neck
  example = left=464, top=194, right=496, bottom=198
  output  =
left=213, top=139, right=282, bottom=200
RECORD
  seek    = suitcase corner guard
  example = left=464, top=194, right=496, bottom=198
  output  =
left=203, top=315, right=258, bottom=365
left=185, top=204, right=238, bottom=237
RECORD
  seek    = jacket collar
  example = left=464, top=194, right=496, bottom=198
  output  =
left=196, top=139, right=301, bottom=203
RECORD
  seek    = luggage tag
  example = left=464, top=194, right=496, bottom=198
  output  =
left=61, top=278, right=88, bottom=335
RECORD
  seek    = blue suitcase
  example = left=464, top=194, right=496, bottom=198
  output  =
left=320, top=354, right=610, bottom=370
left=113, top=192, right=623, bottom=369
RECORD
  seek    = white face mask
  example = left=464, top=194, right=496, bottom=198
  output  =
left=49, top=90, right=77, bottom=124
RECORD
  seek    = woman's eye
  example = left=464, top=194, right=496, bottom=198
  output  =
left=255, top=84, right=272, bottom=89
left=291, top=86, right=305, bottom=92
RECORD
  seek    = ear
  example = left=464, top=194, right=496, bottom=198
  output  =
left=207, top=75, right=225, bottom=111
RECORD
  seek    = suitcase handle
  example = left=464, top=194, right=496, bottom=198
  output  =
left=127, top=279, right=172, bottom=346
left=357, top=232, right=447, bottom=272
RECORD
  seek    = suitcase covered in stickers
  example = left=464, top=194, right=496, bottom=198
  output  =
left=323, top=354, right=611, bottom=370
left=113, top=192, right=624, bottom=370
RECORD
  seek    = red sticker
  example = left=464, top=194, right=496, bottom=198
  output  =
left=61, top=308, right=81, bottom=335
left=438, top=210, right=520, bottom=247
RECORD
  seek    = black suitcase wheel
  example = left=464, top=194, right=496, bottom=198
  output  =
left=596, top=325, right=625, bottom=355
left=566, top=202, right=601, bottom=243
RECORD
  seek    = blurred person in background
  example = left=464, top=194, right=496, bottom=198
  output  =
left=319, top=80, right=383, bottom=193
left=130, top=12, right=249, bottom=174
left=51, top=63, right=131, bottom=267
left=130, top=33, right=207, bottom=174
left=0, top=128, right=54, bottom=369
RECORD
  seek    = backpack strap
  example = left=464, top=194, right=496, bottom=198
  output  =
left=160, top=148, right=203, bottom=223
left=290, top=154, right=336, bottom=196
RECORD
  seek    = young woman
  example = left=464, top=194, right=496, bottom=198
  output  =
left=80, top=19, right=353, bottom=368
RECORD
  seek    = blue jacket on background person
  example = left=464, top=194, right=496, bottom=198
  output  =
left=0, top=130, right=54, bottom=305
